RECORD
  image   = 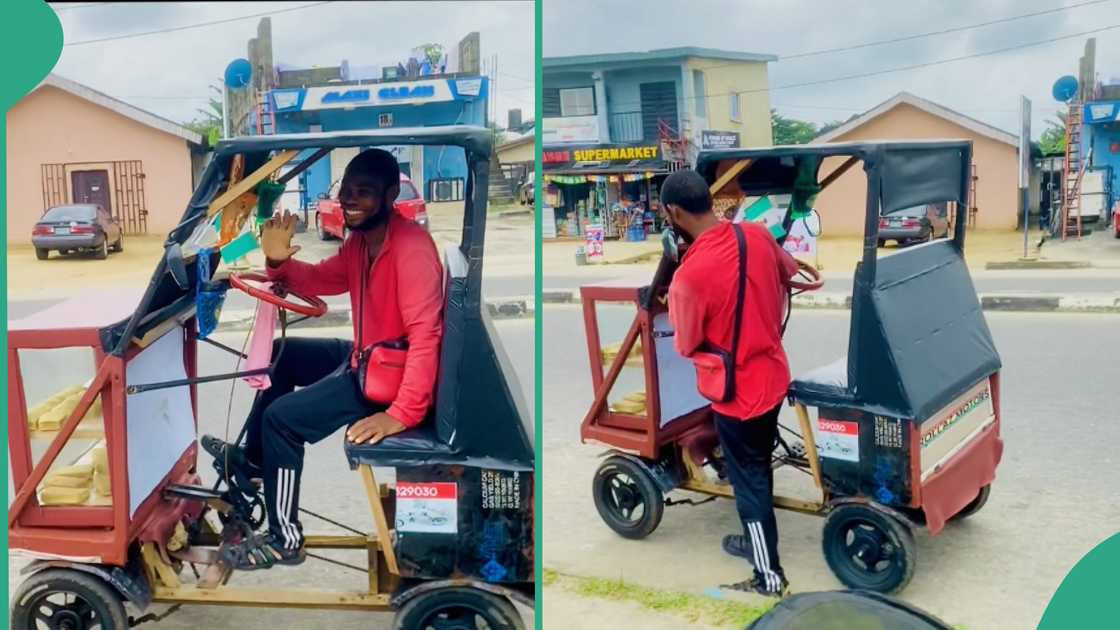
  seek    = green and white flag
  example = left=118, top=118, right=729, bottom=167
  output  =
left=739, top=196, right=786, bottom=239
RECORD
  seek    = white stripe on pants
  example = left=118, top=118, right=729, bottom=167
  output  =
left=749, top=521, right=781, bottom=592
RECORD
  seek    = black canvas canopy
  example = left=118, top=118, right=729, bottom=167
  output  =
left=697, top=140, right=1001, bottom=421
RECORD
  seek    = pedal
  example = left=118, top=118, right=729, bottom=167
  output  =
left=165, top=484, right=224, bottom=502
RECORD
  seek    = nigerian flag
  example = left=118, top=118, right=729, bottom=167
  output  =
left=741, top=196, right=787, bottom=239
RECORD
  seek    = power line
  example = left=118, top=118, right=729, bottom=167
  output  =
left=64, top=1, right=333, bottom=46
left=782, top=0, right=1113, bottom=60
left=575, top=23, right=1120, bottom=112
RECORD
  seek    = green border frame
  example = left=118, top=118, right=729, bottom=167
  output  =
left=533, top=0, right=543, bottom=627
left=3, top=0, right=64, bottom=617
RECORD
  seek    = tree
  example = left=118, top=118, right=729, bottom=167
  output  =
left=1039, top=109, right=1068, bottom=157
left=771, top=110, right=819, bottom=145
left=183, top=84, right=224, bottom=148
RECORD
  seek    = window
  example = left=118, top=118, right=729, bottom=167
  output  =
left=42, top=205, right=96, bottom=221
left=729, top=93, right=741, bottom=122
left=396, top=181, right=420, bottom=201
left=544, top=86, right=596, bottom=117
left=693, top=70, right=707, bottom=119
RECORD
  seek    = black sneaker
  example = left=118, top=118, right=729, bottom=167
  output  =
left=722, top=534, right=756, bottom=564
left=221, top=531, right=305, bottom=571
left=201, top=435, right=263, bottom=486
left=721, top=575, right=790, bottom=598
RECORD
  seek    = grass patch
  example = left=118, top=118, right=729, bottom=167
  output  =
left=488, top=201, right=529, bottom=215
left=546, top=569, right=774, bottom=628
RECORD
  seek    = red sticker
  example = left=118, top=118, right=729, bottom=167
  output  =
left=818, top=419, right=859, bottom=436
left=397, top=482, right=458, bottom=500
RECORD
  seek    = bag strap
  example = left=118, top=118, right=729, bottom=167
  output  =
left=729, top=223, right=748, bottom=369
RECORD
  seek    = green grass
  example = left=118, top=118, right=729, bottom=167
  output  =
left=488, top=201, right=530, bottom=215
left=545, top=569, right=775, bottom=628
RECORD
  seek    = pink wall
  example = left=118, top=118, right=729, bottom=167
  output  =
left=816, top=103, right=1019, bottom=235
left=6, top=86, right=195, bottom=242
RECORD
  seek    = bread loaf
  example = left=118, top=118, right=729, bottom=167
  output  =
left=43, top=474, right=90, bottom=489
left=92, top=446, right=109, bottom=475
left=93, top=471, right=112, bottom=497
left=40, top=486, right=91, bottom=506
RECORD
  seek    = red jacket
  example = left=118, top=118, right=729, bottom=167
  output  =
left=669, top=221, right=798, bottom=420
left=267, top=213, right=444, bottom=427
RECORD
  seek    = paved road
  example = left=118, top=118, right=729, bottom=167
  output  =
left=9, top=321, right=533, bottom=629
left=539, top=269, right=1120, bottom=296
left=542, top=306, right=1120, bottom=630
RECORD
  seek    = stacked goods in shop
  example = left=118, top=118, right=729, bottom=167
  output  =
left=601, top=339, right=643, bottom=368
left=609, top=391, right=647, bottom=415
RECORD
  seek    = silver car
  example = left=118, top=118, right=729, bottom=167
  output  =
left=878, top=202, right=950, bottom=247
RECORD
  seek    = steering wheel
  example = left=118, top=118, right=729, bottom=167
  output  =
left=229, top=272, right=328, bottom=317
left=788, top=259, right=824, bottom=293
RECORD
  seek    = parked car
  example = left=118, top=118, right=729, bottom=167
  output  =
left=315, top=173, right=428, bottom=240
left=518, top=171, right=535, bottom=206
left=878, top=202, right=950, bottom=247
left=31, top=204, right=123, bottom=260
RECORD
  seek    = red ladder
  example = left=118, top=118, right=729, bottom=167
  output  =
left=1061, top=102, right=1084, bottom=240
left=254, top=92, right=276, bottom=136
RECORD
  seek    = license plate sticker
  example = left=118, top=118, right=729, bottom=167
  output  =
left=55, top=227, right=70, bottom=235
left=396, top=482, right=457, bottom=534
left=818, top=418, right=860, bottom=462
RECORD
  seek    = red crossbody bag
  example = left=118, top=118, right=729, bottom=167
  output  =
left=352, top=246, right=408, bottom=405
left=691, top=223, right=747, bottom=403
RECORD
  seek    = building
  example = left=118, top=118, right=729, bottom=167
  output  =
left=5, top=74, right=204, bottom=243
left=1077, top=43, right=1119, bottom=223
left=540, top=47, right=775, bottom=238
left=229, top=21, right=489, bottom=212
left=812, top=92, right=1022, bottom=234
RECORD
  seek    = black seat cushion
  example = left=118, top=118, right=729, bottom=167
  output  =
left=344, top=424, right=455, bottom=469
left=789, top=356, right=853, bottom=405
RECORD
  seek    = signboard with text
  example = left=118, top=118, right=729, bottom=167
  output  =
left=542, top=116, right=601, bottom=144
left=543, top=143, right=663, bottom=170
left=701, top=130, right=741, bottom=150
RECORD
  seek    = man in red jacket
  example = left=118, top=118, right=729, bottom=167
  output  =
left=662, top=170, right=798, bottom=597
left=203, top=148, right=444, bottom=570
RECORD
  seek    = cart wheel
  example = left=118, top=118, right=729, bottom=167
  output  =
left=951, top=484, right=991, bottom=521
left=822, top=504, right=916, bottom=594
left=393, top=587, right=524, bottom=630
left=592, top=456, right=664, bottom=540
left=11, top=568, right=128, bottom=630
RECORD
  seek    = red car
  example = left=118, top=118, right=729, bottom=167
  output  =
left=315, top=173, right=428, bottom=240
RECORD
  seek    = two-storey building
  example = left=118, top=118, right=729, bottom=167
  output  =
left=541, top=47, right=775, bottom=238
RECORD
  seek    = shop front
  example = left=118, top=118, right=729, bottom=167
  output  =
left=542, top=143, right=674, bottom=240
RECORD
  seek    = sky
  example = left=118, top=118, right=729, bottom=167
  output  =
left=543, top=0, right=1120, bottom=140
left=47, top=1, right=534, bottom=127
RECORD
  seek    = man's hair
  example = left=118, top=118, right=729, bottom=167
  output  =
left=660, top=169, right=712, bottom=215
left=345, top=148, right=400, bottom=188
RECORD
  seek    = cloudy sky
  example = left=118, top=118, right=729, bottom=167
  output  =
left=47, top=1, right=533, bottom=126
left=543, top=0, right=1120, bottom=139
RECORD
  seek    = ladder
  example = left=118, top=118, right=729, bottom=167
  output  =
left=254, top=91, right=276, bottom=136
left=1061, top=101, right=1084, bottom=240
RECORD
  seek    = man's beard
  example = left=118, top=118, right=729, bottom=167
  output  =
left=669, top=219, right=695, bottom=244
left=350, top=205, right=390, bottom=232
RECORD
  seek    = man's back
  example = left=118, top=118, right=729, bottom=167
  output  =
left=669, top=220, right=798, bottom=419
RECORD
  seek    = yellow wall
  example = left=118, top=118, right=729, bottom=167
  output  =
left=498, top=139, right=534, bottom=165
left=815, top=103, right=1019, bottom=235
left=686, top=58, right=773, bottom=147
left=6, top=86, right=196, bottom=242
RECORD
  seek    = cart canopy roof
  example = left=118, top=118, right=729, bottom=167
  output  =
left=696, top=140, right=971, bottom=215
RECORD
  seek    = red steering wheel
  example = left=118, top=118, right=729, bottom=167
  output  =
left=229, top=272, right=328, bottom=317
left=788, top=259, right=824, bottom=293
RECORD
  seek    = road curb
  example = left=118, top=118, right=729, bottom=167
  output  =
left=986, top=260, right=1092, bottom=270
left=215, top=297, right=535, bottom=332
left=541, top=288, right=1120, bottom=314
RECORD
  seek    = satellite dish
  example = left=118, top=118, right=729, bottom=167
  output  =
left=224, top=58, right=252, bottom=89
left=1052, top=75, right=1078, bottom=102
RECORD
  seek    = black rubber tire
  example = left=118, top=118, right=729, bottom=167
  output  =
left=951, top=484, right=991, bottom=521
left=35, top=248, right=49, bottom=260
left=315, top=213, right=331, bottom=241
left=822, top=504, right=916, bottom=594
left=94, top=239, right=108, bottom=260
left=11, top=568, right=128, bottom=630
left=112, top=234, right=123, bottom=253
left=393, top=587, right=524, bottom=630
left=876, top=239, right=885, bottom=248
left=592, top=455, right=664, bottom=540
